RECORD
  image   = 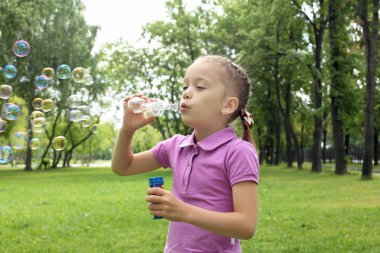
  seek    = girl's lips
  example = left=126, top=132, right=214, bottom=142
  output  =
left=180, top=103, right=190, bottom=112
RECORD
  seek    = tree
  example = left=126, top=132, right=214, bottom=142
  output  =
left=359, top=0, right=379, bottom=179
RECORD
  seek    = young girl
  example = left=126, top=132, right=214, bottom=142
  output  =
left=112, top=55, right=259, bottom=253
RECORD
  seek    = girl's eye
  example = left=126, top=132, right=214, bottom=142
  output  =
left=182, top=86, right=188, bottom=91
left=197, top=86, right=206, bottom=90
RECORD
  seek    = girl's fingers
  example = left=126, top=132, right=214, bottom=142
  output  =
left=146, top=195, right=162, bottom=203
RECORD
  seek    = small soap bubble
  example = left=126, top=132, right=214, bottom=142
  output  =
left=99, top=96, right=112, bottom=110
left=72, top=67, right=87, bottom=83
left=41, top=67, right=55, bottom=79
left=32, top=125, right=44, bottom=133
left=30, top=110, right=45, bottom=120
left=68, top=109, right=83, bottom=122
left=42, top=99, right=54, bottom=112
left=32, top=117, right=46, bottom=128
left=83, top=74, right=94, bottom=86
left=32, top=98, right=43, bottom=109
left=2, top=103, right=20, bottom=121
left=52, top=136, right=67, bottom=151
left=0, top=118, right=8, bottom=132
left=77, top=105, right=90, bottom=116
left=3, top=65, right=17, bottom=79
left=79, top=88, right=89, bottom=101
left=13, top=40, right=30, bottom=57
left=57, top=64, right=71, bottom=79
left=79, top=115, right=93, bottom=128
left=0, top=85, right=12, bottom=99
left=0, top=146, right=13, bottom=164
left=35, top=75, right=49, bottom=90
left=30, top=138, right=40, bottom=150
left=11, top=132, right=27, bottom=150
left=67, top=94, right=81, bottom=108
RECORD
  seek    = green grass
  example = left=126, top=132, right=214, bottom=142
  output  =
left=0, top=165, right=379, bottom=253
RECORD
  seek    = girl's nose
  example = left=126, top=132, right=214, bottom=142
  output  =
left=182, top=89, right=191, bottom=99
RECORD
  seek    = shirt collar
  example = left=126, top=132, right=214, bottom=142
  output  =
left=179, top=126, right=237, bottom=151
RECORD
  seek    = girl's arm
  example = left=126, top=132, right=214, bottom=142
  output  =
left=146, top=181, right=258, bottom=240
left=111, top=128, right=161, bottom=176
left=111, top=94, right=161, bottom=176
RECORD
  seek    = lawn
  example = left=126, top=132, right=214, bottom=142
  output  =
left=0, top=164, right=379, bottom=252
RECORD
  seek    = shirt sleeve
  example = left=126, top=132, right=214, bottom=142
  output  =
left=151, top=135, right=177, bottom=168
left=226, top=141, right=260, bottom=186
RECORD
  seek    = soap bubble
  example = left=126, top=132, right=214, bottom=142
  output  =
left=32, top=98, right=43, bottom=109
left=68, top=109, right=83, bottom=122
left=41, top=67, right=55, bottom=79
left=79, top=115, right=93, bottom=128
left=0, top=118, right=8, bottom=132
left=3, top=65, right=17, bottom=79
left=77, top=105, right=90, bottom=116
left=57, top=64, right=71, bottom=79
left=99, top=96, right=112, bottom=110
left=0, top=85, right=12, bottom=99
left=30, top=138, right=40, bottom=150
left=32, top=125, right=44, bottom=133
left=52, top=136, right=67, bottom=151
left=32, top=117, right=46, bottom=128
left=35, top=75, right=49, bottom=90
left=11, top=132, right=27, bottom=150
left=79, top=88, right=89, bottom=101
left=30, top=110, right=45, bottom=120
left=3, top=103, right=21, bottom=121
left=0, top=146, right=13, bottom=164
left=67, top=94, right=81, bottom=108
left=83, top=74, right=94, bottom=86
left=13, top=40, right=30, bottom=57
left=42, top=99, right=54, bottom=112
left=72, top=67, right=87, bottom=83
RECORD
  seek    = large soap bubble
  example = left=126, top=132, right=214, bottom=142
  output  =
left=41, top=67, right=55, bottom=79
left=72, top=67, right=87, bottom=83
left=3, top=65, right=17, bottom=79
left=57, top=64, right=71, bottom=79
left=52, top=136, right=67, bottom=151
left=13, top=40, right=30, bottom=57
left=11, top=132, right=27, bottom=150
left=41, top=99, right=54, bottom=112
left=2, top=103, right=21, bottom=121
left=35, top=75, right=49, bottom=90
left=0, top=146, right=13, bottom=164
left=0, top=85, right=12, bottom=99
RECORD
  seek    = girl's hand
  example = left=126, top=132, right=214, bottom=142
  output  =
left=146, top=188, right=189, bottom=222
left=122, top=94, right=155, bottom=132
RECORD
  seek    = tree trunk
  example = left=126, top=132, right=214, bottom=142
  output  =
left=328, top=0, right=347, bottom=175
left=311, top=27, right=324, bottom=173
left=361, top=0, right=379, bottom=179
left=322, top=127, right=327, bottom=163
left=24, top=104, right=33, bottom=171
left=374, top=128, right=378, bottom=165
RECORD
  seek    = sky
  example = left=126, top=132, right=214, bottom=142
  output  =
left=82, top=0, right=202, bottom=52
left=81, top=0, right=202, bottom=127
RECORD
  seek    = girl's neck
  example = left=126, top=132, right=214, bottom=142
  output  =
left=193, top=124, right=229, bottom=143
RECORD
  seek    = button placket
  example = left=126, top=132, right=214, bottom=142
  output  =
left=181, top=146, right=198, bottom=192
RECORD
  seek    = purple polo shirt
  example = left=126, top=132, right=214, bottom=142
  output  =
left=152, top=126, right=259, bottom=253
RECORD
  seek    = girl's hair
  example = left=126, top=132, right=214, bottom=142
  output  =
left=195, top=55, right=255, bottom=147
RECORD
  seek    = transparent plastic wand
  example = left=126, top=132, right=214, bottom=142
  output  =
left=127, top=97, right=179, bottom=117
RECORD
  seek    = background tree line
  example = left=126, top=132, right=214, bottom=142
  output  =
left=1, top=0, right=379, bottom=180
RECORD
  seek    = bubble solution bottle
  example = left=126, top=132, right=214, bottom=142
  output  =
left=148, top=176, right=164, bottom=219
left=127, top=97, right=178, bottom=117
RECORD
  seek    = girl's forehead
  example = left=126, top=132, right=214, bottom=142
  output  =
left=185, top=60, right=228, bottom=81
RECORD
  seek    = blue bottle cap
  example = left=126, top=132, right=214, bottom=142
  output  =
left=149, top=176, right=164, bottom=187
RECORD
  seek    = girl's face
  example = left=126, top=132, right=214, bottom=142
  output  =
left=180, top=60, right=231, bottom=129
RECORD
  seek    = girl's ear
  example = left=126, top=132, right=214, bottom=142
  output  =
left=221, top=96, right=239, bottom=116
